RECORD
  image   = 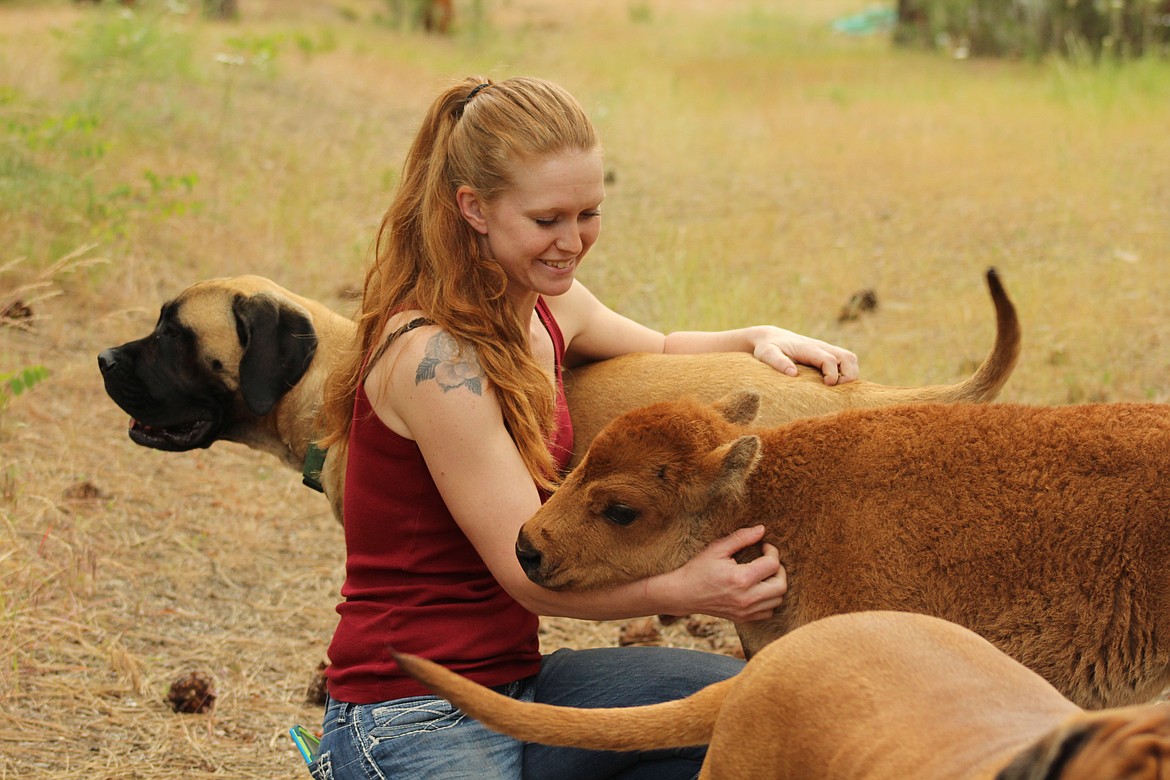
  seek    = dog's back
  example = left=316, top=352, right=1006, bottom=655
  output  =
left=563, top=267, right=1020, bottom=465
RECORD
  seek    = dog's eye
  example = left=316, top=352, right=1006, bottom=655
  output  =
left=602, top=504, right=639, bottom=527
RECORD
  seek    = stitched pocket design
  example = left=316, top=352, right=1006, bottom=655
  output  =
left=307, top=751, right=333, bottom=780
left=368, top=697, right=466, bottom=742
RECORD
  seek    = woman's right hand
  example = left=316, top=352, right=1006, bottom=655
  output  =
left=658, top=525, right=787, bottom=623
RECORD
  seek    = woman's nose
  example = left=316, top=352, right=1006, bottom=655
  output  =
left=555, top=223, right=582, bottom=254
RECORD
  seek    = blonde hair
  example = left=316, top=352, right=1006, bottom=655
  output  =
left=321, top=76, right=599, bottom=491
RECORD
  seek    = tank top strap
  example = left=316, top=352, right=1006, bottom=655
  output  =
left=360, top=316, right=434, bottom=384
left=534, top=297, right=565, bottom=370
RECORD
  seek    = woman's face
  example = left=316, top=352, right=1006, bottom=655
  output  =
left=463, top=148, right=605, bottom=304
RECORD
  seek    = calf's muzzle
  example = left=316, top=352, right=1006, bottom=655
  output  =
left=515, top=531, right=544, bottom=583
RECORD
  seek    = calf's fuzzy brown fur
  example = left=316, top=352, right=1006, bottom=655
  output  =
left=518, top=395, right=1170, bottom=710
left=396, top=611, right=1170, bottom=779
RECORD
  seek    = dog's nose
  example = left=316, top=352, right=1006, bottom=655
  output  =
left=515, top=535, right=543, bottom=581
left=97, top=349, right=116, bottom=375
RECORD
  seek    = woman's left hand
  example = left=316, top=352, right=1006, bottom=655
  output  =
left=750, top=328, right=859, bottom=386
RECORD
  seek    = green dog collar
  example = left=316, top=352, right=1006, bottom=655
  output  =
left=302, top=442, right=326, bottom=493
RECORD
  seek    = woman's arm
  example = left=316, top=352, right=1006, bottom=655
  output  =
left=373, top=326, right=786, bottom=623
left=549, top=281, right=859, bottom=384
left=664, top=327, right=859, bottom=386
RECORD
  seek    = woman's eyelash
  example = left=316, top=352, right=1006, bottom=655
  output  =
left=535, top=210, right=599, bottom=219
left=534, top=211, right=601, bottom=226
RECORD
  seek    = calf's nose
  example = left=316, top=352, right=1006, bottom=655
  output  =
left=515, top=533, right=543, bottom=582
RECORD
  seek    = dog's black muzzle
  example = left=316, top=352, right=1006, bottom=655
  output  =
left=98, top=342, right=230, bottom=451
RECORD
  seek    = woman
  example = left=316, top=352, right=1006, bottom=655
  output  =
left=314, top=76, right=859, bottom=780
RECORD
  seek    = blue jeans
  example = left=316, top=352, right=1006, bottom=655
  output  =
left=309, top=645, right=744, bottom=780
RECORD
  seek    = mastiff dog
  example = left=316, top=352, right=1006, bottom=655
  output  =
left=99, top=269, right=1019, bottom=524
left=97, top=275, right=352, bottom=521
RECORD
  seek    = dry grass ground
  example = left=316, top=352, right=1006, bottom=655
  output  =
left=1, top=0, right=1168, bottom=776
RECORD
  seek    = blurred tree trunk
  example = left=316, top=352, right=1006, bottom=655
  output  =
left=203, top=0, right=239, bottom=20
left=893, top=0, right=930, bottom=46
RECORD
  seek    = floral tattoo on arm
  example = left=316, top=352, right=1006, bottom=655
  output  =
left=415, top=332, right=484, bottom=396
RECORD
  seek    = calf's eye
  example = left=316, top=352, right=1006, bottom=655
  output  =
left=603, top=504, right=639, bottom=527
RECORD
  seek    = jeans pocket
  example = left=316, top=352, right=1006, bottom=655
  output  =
left=367, top=696, right=466, bottom=742
left=307, top=750, right=332, bottom=780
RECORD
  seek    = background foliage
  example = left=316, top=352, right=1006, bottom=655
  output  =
left=895, top=0, right=1170, bottom=58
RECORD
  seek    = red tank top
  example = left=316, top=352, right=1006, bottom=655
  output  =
left=325, top=298, right=574, bottom=703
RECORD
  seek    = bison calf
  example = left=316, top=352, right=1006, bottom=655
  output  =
left=518, top=394, right=1170, bottom=710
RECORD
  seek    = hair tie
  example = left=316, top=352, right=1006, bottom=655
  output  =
left=466, top=82, right=491, bottom=102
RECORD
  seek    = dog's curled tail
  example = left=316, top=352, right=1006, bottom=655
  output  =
left=856, top=266, right=1021, bottom=407
left=392, top=649, right=730, bottom=752
left=946, top=266, right=1021, bottom=403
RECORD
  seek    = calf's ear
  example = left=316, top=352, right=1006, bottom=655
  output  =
left=713, top=390, right=760, bottom=426
left=704, top=435, right=761, bottom=499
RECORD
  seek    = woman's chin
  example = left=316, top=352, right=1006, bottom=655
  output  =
left=533, top=266, right=577, bottom=294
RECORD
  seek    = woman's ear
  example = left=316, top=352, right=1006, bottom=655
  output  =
left=456, top=186, right=489, bottom=235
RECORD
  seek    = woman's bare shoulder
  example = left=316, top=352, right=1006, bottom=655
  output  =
left=542, top=280, right=603, bottom=343
left=362, top=316, right=491, bottom=433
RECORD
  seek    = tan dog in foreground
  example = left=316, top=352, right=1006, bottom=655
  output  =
left=516, top=395, right=1170, bottom=710
left=99, top=269, right=1018, bottom=521
left=395, top=611, right=1170, bottom=779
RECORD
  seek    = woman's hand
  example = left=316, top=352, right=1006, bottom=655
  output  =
left=653, top=321, right=861, bottom=387
left=750, top=327, right=860, bottom=386
left=658, top=525, right=788, bottom=623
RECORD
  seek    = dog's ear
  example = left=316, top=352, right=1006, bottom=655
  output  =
left=994, top=721, right=1099, bottom=780
left=712, top=390, right=760, bottom=426
left=702, top=434, right=761, bottom=500
left=233, top=293, right=318, bottom=416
